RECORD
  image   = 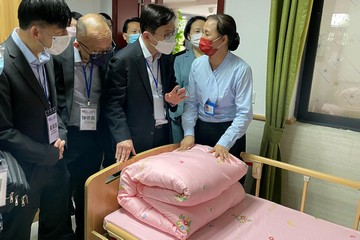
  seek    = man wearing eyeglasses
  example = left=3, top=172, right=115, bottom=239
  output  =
left=0, top=0, right=75, bottom=239
left=104, top=4, right=187, bottom=166
left=53, top=13, right=114, bottom=240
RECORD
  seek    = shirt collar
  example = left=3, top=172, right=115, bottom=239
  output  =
left=73, top=44, right=82, bottom=64
left=139, top=35, right=161, bottom=62
left=11, top=27, right=50, bottom=66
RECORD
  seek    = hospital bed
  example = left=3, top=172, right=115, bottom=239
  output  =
left=84, top=144, right=360, bottom=239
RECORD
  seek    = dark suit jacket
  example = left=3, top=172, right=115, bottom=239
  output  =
left=53, top=42, right=115, bottom=160
left=0, top=36, right=67, bottom=180
left=105, top=39, right=177, bottom=153
left=53, top=41, right=108, bottom=125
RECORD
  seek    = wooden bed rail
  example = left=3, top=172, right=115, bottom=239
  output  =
left=240, top=152, right=360, bottom=230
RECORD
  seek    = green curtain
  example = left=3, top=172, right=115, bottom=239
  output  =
left=259, top=0, right=313, bottom=202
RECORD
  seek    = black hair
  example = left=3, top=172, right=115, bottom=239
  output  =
left=71, top=11, right=82, bottom=21
left=183, top=16, right=206, bottom=41
left=207, top=14, right=240, bottom=51
left=122, top=17, right=140, bottom=33
left=99, top=12, right=113, bottom=24
left=140, top=4, right=175, bottom=34
left=18, top=0, right=71, bottom=29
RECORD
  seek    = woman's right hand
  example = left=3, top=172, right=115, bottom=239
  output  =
left=178, top=135, right=195, bottom=150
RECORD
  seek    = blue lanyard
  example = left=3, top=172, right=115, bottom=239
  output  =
left=82, top=63, right=94, bottom=105
left=144, top=59, right=160, bottom=93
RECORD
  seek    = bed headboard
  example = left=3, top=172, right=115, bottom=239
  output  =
left=84, top=144, right=180, bottom=240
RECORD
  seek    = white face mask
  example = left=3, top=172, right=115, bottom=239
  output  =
left=150, top=33, right=176, bottom=55
left=190, top=32, right=202, bottom=48
left=43, top=35, right=71, bottom=55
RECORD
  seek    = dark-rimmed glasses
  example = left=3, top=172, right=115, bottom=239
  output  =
left=78, top=40, right=116, bottom=58
left=153, top=28, right=178, bottom=41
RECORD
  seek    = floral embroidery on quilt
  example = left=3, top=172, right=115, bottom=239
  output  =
left=119, top=179, right=125, bottom=190
left=267, top=204, right=277, bottom=212
left=176, top=214, right=192, bottom=234
left=137, top=161, right=146, bottom=173
left=174, top=193, right=188, bottom=202
left=287, top=220, right=294, bottom=227
left=232, top=214, right=252, bottom=223
left=216, top=159, right=225, bottom=164
left=266, top=231, right=276, bottom=239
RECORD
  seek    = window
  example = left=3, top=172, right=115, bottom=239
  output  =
left=296, top=0, right=360, bottom=131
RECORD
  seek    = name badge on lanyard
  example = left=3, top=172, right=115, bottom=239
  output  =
left=45, top=107, right=59, bottom=144
left=80, top=63, right=97, bottom=130
left=0, top=160, right=8, bottom=207
left=80, top=104, right=97, bottom=130
left=204, top=98, right=215, bottom=116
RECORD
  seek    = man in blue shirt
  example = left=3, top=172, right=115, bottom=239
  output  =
left=0, top=0, right=74, bottom=239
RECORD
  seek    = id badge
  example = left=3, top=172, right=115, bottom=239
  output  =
left=154, top=96, right=165, bottom=120
left=45, top=107, right=59, bottom=144
left=0, top=160, right=7, bottom=207
left=80, top=104, right=97, bottom=131
left=204, top=99, right=215, bottom=116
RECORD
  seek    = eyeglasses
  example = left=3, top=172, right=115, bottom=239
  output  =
left=78, top=40, right=116, bottom=58
left=154, top=28, right=178, bottom=41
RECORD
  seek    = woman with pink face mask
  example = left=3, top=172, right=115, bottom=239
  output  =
left=170, top=16, right=206, bottom=143
left=179, top=14, right=253, bottom=174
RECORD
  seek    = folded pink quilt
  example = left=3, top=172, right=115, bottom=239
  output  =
left=118, top=144, right=248, bottom=239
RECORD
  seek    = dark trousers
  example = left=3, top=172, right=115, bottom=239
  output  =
left=64, top=127, right=103, bottom=240
left=152, top=124, right=170, bottom=148
left=195, top=119, right=246, bottom=184
left=0, top=162, right=74, bottom=240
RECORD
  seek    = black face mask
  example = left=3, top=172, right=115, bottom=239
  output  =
left=90, top=50, right=113, bottom=65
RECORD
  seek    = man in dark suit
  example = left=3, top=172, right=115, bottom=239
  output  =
left=104, top=4, right=187, bottom=164
left=53, top=13, right=114, bottom=240
left=0, top=0, right=74, bottom=239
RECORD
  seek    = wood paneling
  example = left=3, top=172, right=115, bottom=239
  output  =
left=0, top=0, right=21, bottom=42
left=112, top=0, right=140, bottom=49
left=217, top=0, right=224, bottom=13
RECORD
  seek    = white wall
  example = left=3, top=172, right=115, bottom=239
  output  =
left=65, top=0, right=111, bottom=16
left=225, top=0, right=270, bottom=115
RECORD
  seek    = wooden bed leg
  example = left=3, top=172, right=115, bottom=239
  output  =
left=355, top=197, right=360, bottom=230
left=252, top=162, right=263, bottom=197
left=300, top=176, right=310, bottom=212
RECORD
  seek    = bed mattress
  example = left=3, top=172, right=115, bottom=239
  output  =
left=104, top=194, right=360, bottom=240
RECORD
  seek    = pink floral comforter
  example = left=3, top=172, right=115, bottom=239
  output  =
left=118, top=144, right=248, bottom=239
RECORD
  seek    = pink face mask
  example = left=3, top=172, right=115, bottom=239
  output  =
left=199, top=36, right=222, bottom=56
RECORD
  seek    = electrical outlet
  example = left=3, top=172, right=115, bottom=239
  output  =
left=252, top=91, right=256, bottom=104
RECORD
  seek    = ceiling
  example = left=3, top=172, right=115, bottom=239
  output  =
left=164, top=0, right=217, bottom=16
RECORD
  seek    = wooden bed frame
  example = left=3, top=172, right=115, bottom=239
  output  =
left=84, top=144, right=360, bottom=240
